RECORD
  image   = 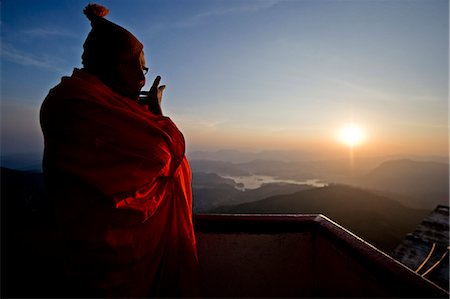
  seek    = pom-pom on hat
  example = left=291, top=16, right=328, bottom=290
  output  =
left=83, top=3, right=109, bottom=20
left=82, top=3, right=143, bottom=71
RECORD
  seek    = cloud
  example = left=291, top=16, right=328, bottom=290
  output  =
left=181, top=117, right=229, bottom=132
left=22, top=27, right=77, bottom=39
left=175, top=0, right=283, bottom=27
left=1, top=43, right=65, bottom=73
left=142, top=1, right=283, bottom=37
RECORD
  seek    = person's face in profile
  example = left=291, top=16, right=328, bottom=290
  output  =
left=113, top=50, right=147, bottom=100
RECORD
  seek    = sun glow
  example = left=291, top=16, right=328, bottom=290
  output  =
left=338, top=124, right=365, bottom=147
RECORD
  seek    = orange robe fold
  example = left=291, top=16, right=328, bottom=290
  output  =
left=40, top=69, right=198, bottom=297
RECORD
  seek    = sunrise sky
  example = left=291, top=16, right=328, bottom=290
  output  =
left=1, top=0, right=448, bottom=159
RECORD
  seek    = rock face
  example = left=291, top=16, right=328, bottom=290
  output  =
left=391, top=205, right=449, bottom=291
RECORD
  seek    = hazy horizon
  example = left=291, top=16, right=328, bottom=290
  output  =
left=1, top=0, right=448, bottom=159
left=1, top=146, right=448, bottom=174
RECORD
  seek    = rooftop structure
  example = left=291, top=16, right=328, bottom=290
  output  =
left=392, top=205, right=449, bottom=291
left=194, top=214, right=448, bottom=298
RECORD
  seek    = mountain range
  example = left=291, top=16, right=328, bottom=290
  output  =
left=192, top=172, right=313, bottom=212
left=354, top=159, right=449, bottom=209
left=187, top=149, right=448, bottom=164
left=211, top=184, right=430, bottom=252
left=1, top=153, right=448, bottom=252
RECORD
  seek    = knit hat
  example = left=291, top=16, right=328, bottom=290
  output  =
left=82, top=3, right=143, bottom=70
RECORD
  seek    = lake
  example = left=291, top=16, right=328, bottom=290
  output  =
left=221, top=175, right=328, bottom=191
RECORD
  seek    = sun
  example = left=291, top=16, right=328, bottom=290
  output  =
left=338, top=124, right=365, bottom=147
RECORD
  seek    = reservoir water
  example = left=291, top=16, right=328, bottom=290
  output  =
left=221, top=175, right=327, bottom=191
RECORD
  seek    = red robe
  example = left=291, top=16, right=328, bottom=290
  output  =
left=40, top=69, right=198, bottom=297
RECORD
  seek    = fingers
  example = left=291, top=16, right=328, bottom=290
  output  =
left=158, top=85, right=166, bottom=92
left=150, top=76, right=161, bottom=91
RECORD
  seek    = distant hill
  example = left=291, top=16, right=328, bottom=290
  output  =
left=189, top=155, right=450, bottom=192
left=192, top=171, right=312, bottom=212
left=190, top=159, right=250, bottom=176
left=192, top=172, right=237, bottom=188
left=1, top=152, right=42, bottom=172
left=187, top=149, right=322, bottom=163
left=190, top=158, right=358, bottom=181
left=355, top=159, right=449, bottom=209
left=192, top=172, right=240, bottom=211
left=187, top=149, right=448, bottom=165
left=1, top=167, right=48, bottom=221
left=1, top=167, right=60, bottom=298
left=212, top=184, right=430, bottom=252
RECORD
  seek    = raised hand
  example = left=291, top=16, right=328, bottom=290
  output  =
left=139, top=76, right=166, bottom=115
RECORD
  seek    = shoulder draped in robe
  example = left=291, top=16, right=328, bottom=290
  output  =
left=40, top=69, right=198, bottom=297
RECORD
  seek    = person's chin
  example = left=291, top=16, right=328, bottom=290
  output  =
left=118, top=88, right=140, bottom=101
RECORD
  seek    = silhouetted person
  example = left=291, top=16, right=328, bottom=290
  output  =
left=40, top=4, right=198, bottom=297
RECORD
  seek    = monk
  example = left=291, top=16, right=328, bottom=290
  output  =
left=40, top=4, right=198, bottom=297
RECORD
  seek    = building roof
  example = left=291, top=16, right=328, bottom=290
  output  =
left=391, top=205, right=449, bottom=291
left=194, top=213, right=448, bottom=297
